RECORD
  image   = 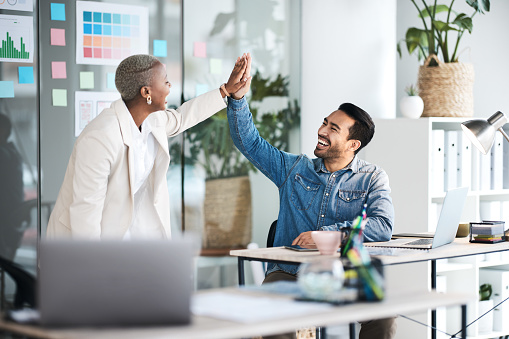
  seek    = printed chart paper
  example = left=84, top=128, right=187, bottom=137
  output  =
left=0, top=14, right=34, bottom=63
left=0, top=0, right=33, bottom=12
left=76, top=1, right=148, bottom=65
left=75, top=91, right=120, bottom=136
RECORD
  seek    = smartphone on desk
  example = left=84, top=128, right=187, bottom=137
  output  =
left=284, top=244, right=318, bottom=252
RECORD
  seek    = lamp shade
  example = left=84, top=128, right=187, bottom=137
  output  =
left=461, top=111, right=508, bottom=155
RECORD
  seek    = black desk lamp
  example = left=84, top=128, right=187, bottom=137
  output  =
left=461, top=111, right=509, bottom=155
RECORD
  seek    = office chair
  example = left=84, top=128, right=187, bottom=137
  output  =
left=0, top=256, right=36, bottom=310
left=267, top=220, right=277, bottom=248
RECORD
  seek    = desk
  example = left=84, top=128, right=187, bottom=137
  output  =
left=231, top=238, right=509, bottom=338
left=0, top=286, right=473, bottom=339
left=231, top=239, right=509, bottom=284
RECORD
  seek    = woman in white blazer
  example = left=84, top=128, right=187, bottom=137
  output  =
left=47, top=54, right=250, bottom=239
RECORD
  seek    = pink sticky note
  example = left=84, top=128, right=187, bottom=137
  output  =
left=194, top=42, right=206, bottom=58
left=50, top=28, right=66, bottom=46
left=51, top=61, right=67, bottom=79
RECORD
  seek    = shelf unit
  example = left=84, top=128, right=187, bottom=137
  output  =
left=362, top=117, right=509, bottom=339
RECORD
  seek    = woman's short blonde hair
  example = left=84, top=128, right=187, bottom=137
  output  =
left=115, top=54, right=160, bottom=101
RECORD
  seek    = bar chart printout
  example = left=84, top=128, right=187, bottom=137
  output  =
left=0, top=14, right=34, bottom=63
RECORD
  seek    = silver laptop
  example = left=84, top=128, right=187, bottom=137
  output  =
left=366, top=187, right=468, bottom=250
left=38, top=239, right=194, bottom=327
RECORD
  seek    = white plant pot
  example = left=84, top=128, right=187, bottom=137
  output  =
left=400, top=96, right=424, bottom=119
left=478, top=299, right=494, bottom=333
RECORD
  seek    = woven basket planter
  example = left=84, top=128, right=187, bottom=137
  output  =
left=417, top=55, right=475, bottom=117
left=203, top=176, right=252, bottom=249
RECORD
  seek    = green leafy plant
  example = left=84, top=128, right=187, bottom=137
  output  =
left=405, top=84, right=419, bottom=96
left=170, top=71, right=300, bottom=180
left=479, top=283, right=492, bottom=301
left=397, top=0, right=490, bottom=63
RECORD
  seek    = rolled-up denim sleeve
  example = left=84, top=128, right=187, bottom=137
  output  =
left=320, top=168, right=394, bottom=242
left=227, top=97, right=295, bottom=188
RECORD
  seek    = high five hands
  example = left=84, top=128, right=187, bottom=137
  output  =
left=223, top=53, right=252, bottom=100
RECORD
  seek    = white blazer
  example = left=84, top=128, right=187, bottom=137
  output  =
left=47, top=89, right=226, bottom=239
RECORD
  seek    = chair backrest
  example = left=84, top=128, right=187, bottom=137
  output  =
left=0, top=256, right=36, bottom=309
left=267, top=220, right=277, bottom=247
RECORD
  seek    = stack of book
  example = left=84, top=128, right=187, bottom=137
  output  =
left=470, top=221, right=506, bottom=243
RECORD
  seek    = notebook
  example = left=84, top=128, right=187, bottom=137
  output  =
left=38, top=239, right=194, bottom=327
left=365, top=186, right=468, bottom=250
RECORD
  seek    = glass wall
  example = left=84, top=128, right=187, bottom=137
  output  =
left=181, top=0, right=301, bottom=262
left=0, top=2, right=39, bottom=310
left=1, top=0, right=301, bottom=307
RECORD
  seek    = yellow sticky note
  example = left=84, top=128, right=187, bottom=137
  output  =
left=210, top=58, right=222, bottom=75
left=80, top=72, right=94, bottom=89
left=52, top=89, right=67, bottom=106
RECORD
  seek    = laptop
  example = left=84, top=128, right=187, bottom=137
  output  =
left=365, top=187, right=468, bottom=250
left=38, top=239, right=194, bottom=327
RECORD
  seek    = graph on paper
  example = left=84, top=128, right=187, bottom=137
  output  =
left=0, top=0, right=34, bottom=12
left=0, top=14, right=33, bottom=63
left=76, top=1, right=148, bottom=65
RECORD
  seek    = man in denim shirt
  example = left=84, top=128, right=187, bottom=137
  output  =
left=226, top=55, right=396, bottom=339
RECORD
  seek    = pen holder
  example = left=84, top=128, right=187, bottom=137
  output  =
left=341, top=257, right=385, bottom=302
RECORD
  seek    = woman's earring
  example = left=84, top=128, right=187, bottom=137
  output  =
left=147, top=96, right=152, bottom=105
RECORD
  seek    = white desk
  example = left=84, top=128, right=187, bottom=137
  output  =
left=0, top=286, right=473, bottom=339
left=230, top=238, right=509, bottom=339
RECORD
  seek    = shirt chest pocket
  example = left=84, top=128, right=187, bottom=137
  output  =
left=336, top=190, right=367, bottom=219
left=290, top=174, right=321, bottom=211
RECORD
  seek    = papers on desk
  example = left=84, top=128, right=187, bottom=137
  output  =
left=366, top=246, right=420, bottom=256
left=192, top=291, right=332, bottom=323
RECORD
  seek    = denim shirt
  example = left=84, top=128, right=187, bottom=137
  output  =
left=227, top=97, right=394, bottom=275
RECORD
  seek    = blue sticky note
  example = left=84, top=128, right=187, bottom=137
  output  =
left=153, top=40, right=167, bottom=57
left=51, top=3, right=66, bottom=21
left=107, top=73, right=115, bottom=89
left=196, top=83, right=209, bottom=97
left=0, top=81, right=15, bottom=98
left=18, top=67, right=34, bottom=84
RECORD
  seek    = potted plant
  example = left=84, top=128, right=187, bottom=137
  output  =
left=478, top=283, right=494, bottom=333
left=397, top=0, right=490, bottom=117
left=400, top=84, right=424, bottom=119
left=171, top=72, right=300, bottom=250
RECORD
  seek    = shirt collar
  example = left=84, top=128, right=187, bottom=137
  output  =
left=314, top=155, right=359, bottom=174
left=129, top=114, right=153, bottom=142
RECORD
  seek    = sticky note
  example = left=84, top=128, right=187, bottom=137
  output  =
left=18, top=67, right=34, bottom=84
left=52, top=89, right=67, bottom=106
left=50, top=28, right=66, bottom=46
left=196, top=83, right=209, bottom=96
left=51, top=61, right=67, bottom=79
left=210, top=58, right=222, bottom=75
left=153, top=40, right=167, bottom=57
left=194, top=42, right=206, bottom=58
left=80, top=72, right=94, bottom=89
left=0, top=81, right=15, bottom=98
left=51, top=3, right=66, bottom=21
left=107, top=73, right=115, bottom=89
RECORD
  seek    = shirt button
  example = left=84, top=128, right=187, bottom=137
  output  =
left=346, top=198, right=350, bottom=201
left=307, top=186, right=310, bottom=189
left=325, top=193, right=329, bottom=196
left=332, top=175, right=336, bottom=177
left=321, top=215, right=325, bottom=218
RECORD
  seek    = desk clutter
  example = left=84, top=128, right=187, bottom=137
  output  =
left=297, top=205, right=385, bottom=304
left=469, top=221, right=506, bottom=243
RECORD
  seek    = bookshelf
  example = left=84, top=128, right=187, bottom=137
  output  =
left=361, top=117, right=509, bottom=339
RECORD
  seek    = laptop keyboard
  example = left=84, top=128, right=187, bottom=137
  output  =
left=406, top=238, right=433, bottom=246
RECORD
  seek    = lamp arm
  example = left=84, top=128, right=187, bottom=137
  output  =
left=499, top=128, right=509, bottom=143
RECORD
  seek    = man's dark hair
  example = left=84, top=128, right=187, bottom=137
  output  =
left=0, top=113, right=12, bottom=143
left=338, top=103, right=375, bottom=154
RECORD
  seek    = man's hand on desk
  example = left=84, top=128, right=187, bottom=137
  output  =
left=292, top=231, right=315, bottom=246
